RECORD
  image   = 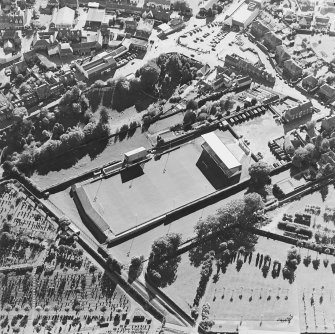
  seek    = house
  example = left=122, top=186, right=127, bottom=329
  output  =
left=52, top=6, right=75, bottom=28
left=125, top=19, right=138, bottom=34
left=36, top=83, right=51, bottom=100
left=263, top=31, right=282, bottom=51
left=225, top=53, right=275, bottom=83
left=105, top=0, right=142, bottom=15
left=59, top=0, right=78, bottom=9
left=32, top=31, right=58, bottom=51
left=283, top=59, right=303, bottom=81
left=283, top=100, right=313, bottom=121
left=59, top=42, right=73, bottom=56
left=250, top=20, right=270, bottom=38
left=301, top=75, right=318, bottom=91
left=129, top=37, right=148, bottom=52
left=134, top=19, right=154, bottom=40
left=12, top=60, right=28, bottom=75
left=145, top=0, right=171, bottom=10
left=321, top=114, right=335, bottom=131
left=315, top=16, right=330, bottom=28
left=72, top=31, right=102, bottom=55
left=197, top=63, right=211, bottom=77
left=319, top=83, right=335, bottom=101
left=85, top=8, right=105, bottom=29
left=3, top=40, right=15, bottom=53
left=157, top=17, right=185, bottom=38
left=2, top=30, right=21, bottom=47
left=0, top=13, right=25, bottom=30
left=57, top=29, right=81, bottom=43
left=275, top=45, right=291, bottom=65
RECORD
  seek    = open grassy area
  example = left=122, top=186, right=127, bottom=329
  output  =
left=160, top=235, right=335, bottom=333
left=83, top=140, right=215, bottom=235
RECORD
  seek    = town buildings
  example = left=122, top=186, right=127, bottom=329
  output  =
left=283, top=59, right=303, bottom=81
left=52, top=7, right=75, bottom=28
left=283, top=100, right=313, bottom=122
left=75, top=49, right=123, bottom=80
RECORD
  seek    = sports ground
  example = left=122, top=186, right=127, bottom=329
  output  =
left=81, top=129, right=251, bottom=235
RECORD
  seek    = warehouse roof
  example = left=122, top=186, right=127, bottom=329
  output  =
left=202, top=132, right=241, bottom=169
left=86, top=8, right=105, bottom=23
left=54, top=7, right=75, bottom=26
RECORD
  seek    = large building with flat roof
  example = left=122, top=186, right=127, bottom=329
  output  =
left=201, top=132, right=242, bottom=178
left=75, top=51, right=117, bottom=80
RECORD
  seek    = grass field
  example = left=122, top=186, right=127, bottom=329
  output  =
left=160, top=236, right=335, bottom=333
left=84, top=140, right=215, bottom=235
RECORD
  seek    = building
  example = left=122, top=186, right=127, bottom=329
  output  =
left=75, top=51, right=117, bottom=80
left=301, top=75, right=318, bottom=91
left=199, top=0, right=218, bottom=15
left=129, top=37, right=148, bottom=52
left=199, top=66, right=232, bottom=92
left=105, top=0, right=142, bottom=15
left=283, top=100, right=313, bottom=122
left=263, top=31, right=282, bottom=51
left=157, top=17, right=185, bottom=38
left=319, top=84, right=335, bottom=101
left=32, top=31, right=58, bottom=51
left=225, top=53, right=275, bottom=83
left=85, top=8, right=105, bottom=29
left=59, top=42, right=73, bottom=56
left=12, top=60, right=28, bottom=75
left=315, top=16, right=330, bottom=29
left=145, top=0, right=171, bottom=10
left=321, top=114, right=335, bottom=131
left=53, top=6, right=75, bottom=28
left=0, top=13, right=25, bottom=30
left=275, top=45, right=291, bottom=66
left=1, top=30, right=21, bottom=48
left=125, top=19, right=138, bottom=34
left=201, top=132, right=242, bottom=178
left=134, top=19, right=154, bottom=40
left=250, top=20, right=270, bottom=38
left=72, top=32, right=102, bottom=55
left=59, top=0, right=78, bottom=9
left=283, top=59, right=303, bottom=81
left=57, top=29, right=81, bottom=43
left=230, top=2, right=260, bottom=29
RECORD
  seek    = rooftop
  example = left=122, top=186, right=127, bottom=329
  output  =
left=86, top=8, right=105, bottom=22
left=201, top=132, right=241, bottom=170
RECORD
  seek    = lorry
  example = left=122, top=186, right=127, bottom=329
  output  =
left=124, top=147, right=147, bottom=164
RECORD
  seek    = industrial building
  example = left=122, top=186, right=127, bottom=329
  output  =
left=201, top=132, right=242, bottom=178
left=52, top=6, right=75, bottom=28
left=85, top=8, right=105, bottom=29
left=75, top=51, right=117, bottom=80
left=230, top=2, right=260, bottom=29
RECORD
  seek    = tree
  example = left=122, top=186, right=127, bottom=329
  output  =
left=183, top=110, right=196, bottom=127
left=292, top=147, right=310, bottom=168
left=186, top=99, right=198, bottom=110
left=12, top=107, right=28, bottom=122
left=147, top=233, right=182, bottom=288
left=248, top=161, right=272, bottom=187
left=140, top=63, right=160, bottom=90
left=128, top=255, right=144, bottom=281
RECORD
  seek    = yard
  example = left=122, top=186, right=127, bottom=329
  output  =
left=233, top=110, right=285, bottom=164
